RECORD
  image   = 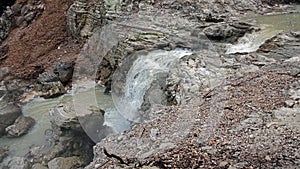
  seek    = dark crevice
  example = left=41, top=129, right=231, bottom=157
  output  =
left=0, top=0, right=16, bottom=16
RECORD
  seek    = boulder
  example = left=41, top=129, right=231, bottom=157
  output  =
left=48, top=156, right=84, bottom=169
left=5, top=115, right=35, bottom=137
left=7, top=157, right=30, bottom=169
left=49, top=102, right=112, bottom=142
left=203, top=23, right=251, bottom=42
left=0, top=102, right=22, bottom=136
left=40, top=81, right=66, bottom=98
left=37, top=71, right=59, bottom=83
left=53, top=62, right=74, bottom=84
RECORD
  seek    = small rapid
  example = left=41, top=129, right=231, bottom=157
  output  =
left=226, top=11, right=300, bottom=54
left=113, top=49, right=193, bottom=122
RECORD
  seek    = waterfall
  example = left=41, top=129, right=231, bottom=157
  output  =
left=226, top=28, right=281, bottom=54
left=226, top=12, right=300, bottom=54
left=113, top=49, right=193, bottom=122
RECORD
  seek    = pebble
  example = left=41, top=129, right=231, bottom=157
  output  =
left=219, top=161, right=229, bottom=167
left=265, top=155, right=271, bottom=161
left=228, top=166, right=237, bottom=169
left=285, top=100, right=295, bottom=107
left=236, top=162, right=249, bottom=167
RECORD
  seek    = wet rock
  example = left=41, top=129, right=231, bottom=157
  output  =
left=141, top=72, right=168, bottom=113
left=40, top=81, right=66, bottom=98
left=53, top=62, right=74, bottom=84
left=0, top=146, right=8, bottom=163
left=167, top=51, right=226, bottom=105
left=23, top=101, right=107, bottom=167
left=49, top=102, right=112, bottom=142
left=258, top=32, right=300, bottom=60
left=8, top=157, right=30, bottom=169
left=27, top=143, right=66, bottom=165
left=48, top=156, right=84, bottom=169
left=5, top=116, right=35, bottom=137
left=0, top=102, right=22, bottom=136
left=32, top=163, right=48, bottom=169
left=203, top=23, right=250, bottom=42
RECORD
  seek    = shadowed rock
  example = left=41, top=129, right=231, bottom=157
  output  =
left=5, top=115, right=35, bottom=137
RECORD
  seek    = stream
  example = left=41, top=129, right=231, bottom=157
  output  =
left=0, top=86, right=130, bottom=165
left=1, top=9, right=300, bottom=166
left=226, top=9, right=300, bottom=54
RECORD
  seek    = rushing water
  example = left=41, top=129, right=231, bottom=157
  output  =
left=226, top=10, right=300, bottom=54
left=1, top=8, right=300, bottom=165
left=0, top=49, right=192, bottom=164
left=112, top=49, right=193, bottom=122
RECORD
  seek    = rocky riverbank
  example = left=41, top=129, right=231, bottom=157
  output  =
left=0, top=0, right=299, bottom=169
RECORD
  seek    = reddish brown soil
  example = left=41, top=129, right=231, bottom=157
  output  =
left=0, top=0, right=81, bottom=79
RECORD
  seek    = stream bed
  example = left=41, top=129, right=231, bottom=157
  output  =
left=227, top=9, right=300, bottom=54
left=1, top=8, right=300, bottom=167
left=0, top=86, right=130, bottom=165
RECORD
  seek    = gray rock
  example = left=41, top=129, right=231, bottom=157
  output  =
left=0, top=67, right=10, bottom=80
left=273, top=108, right=300, bottom=131
left=40, top=81, right=66, bottom=98
left=67, top=0, right=106, bottom=40
left=8, top=157, right=30, bottom=169
left=259, top=32, right=300, bottom=61
left=24, top=12, right=36, bottom=23
left=0, top=12, right=12, bottom=44
left=285, top=100, right=295, bottom=108
left=11, top=3, right=22, bottom=15
left=32, top=163, right=48, bottom=169
left=15, top=16, right=24, bottom=26
left=48, top=156, right=84, bottom=169
left=0, top=102, right=22, bottom=136
left=262, top=62, right=300, bottom=77
left=49, top=102, right=112, bottom=142
left=5, top=115, right=35, bottom=137
left=0, top=146, right=8, bottom=163
left=219, top=161, right=229, bottom=167
left=53, top=62, right=74, bottom=84
left=167, top=51, right=226, bottom=105
left=37, top=71, right=59, bottom=83
left=21, top=5, right=30, bottom=16
left=203, top=23, right=251, bottom=42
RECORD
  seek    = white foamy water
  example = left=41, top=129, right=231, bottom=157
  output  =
left=226, top=11, right=300, bottom=54
left=113, top=49, right=193, bottom=122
